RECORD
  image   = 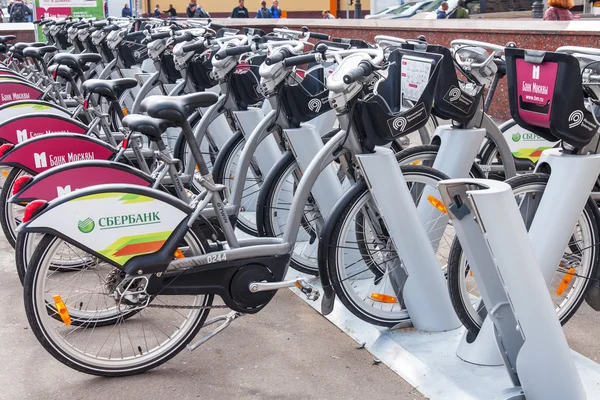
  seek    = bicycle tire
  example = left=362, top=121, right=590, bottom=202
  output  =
left=447, top=173, right=600, bottom=335
left=323, top=165, right=451, bottom=327
left=23, top=228, right=213, bottom=376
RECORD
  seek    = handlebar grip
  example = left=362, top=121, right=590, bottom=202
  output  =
left=172, top=32, right=193, bottom=44
left=210, top=22, right=225, bottom=30
left=150, top=31, right=171, bottom=40
left=283, top=53, right=318, bottom=67
left=214, top=45, right=252, bottom=60
left=182, top=41, right=206, bottom=53
left=343, top=62, right=373, bottom=84
left=103, top=25, right=120, bottom=32
left=93, top=21, right=108, bottom=28
left=265, top=48, right=291, bottom=66
left=125, top=31, right=146, bottom=40
left=308, top=32, right=329, bottom=40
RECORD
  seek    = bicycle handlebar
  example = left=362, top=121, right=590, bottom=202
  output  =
left=214, top=44, right=253, bottom=60
left=150, top=31, right=171, bottom=40
left=182, top=41, right=206, bottom=53
left=283, top=53, right=319, bottom=67
left=265, top=47, right=292, bottom=65
left=343, top=61, right=374, bottom=84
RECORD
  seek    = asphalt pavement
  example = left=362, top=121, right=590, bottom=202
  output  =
left=0, top=235, right=424, bottom=400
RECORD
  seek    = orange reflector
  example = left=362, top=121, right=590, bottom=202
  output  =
left=173, top=248, right=185, bottom=259
left=556, top=267, right=576, bottom=296
left=370, top=293, right=398, bottom=303
left=122, top=107, right=128, bottom=116
left=411, top=160, right=421, bottom=165
left=1, top=170, right=8, bottom=178
left=53, top=295, right=72, bottom=326
left=469, top=270, right=474, bottom=277
left=295, top=282, right=302, bottom=289
left=427, top=195, right=447, bottom=214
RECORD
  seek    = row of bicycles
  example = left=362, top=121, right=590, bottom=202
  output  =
left=1, top=15, right=599, bottom=380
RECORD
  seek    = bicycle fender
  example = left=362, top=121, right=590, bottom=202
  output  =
left=0, top=100, right=70, bottom=122
left=10, top=160, right=154, bottom=203
left=19, top=184, right=193, bottom=268
left=0, top=80, right=44, bottom=106
left=0, top=133, right=115, bottom=174
left=0, top=113, right=87, bottom=144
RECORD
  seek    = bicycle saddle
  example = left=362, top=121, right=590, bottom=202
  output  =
left=122, top=114, right=175, bottom=141
left=0, top=35, right=15, bottom=44
left=13, top=42, right=46, bottom=50
left=23, top=45, right=57, bottom=61
left=141, top=92, right=219, bottom=123
left=83, top=78, right=138, bottom=100
left=0, top=44, right=6, bottom=54
left=52, top=53, right=102, bottom=70
left=48, top=64, right=77, bottom=80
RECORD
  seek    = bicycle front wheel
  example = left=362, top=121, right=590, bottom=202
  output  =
left=447, top=173, right=600, bottom=335
left=323, top=165, right=453, bottom=327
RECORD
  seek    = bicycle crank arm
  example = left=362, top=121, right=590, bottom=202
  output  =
left=248, top=278, right=320, bottom=301
left=187, top=311, right=243, bottom=352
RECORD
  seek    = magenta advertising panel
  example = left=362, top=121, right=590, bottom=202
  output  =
left=0, top=82, right=44, bottom=105
left=0, top=115, right=86, bottom=144
left=1, top=136, right=114, bottom=173
left=515, top=59, right=558, bottom=128
left=17, top=165, right=152, bottom=201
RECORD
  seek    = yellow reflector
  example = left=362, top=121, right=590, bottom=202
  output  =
left=53, top=295, right=72, bottom=326
left=1, top=170, right=8, bottom=178
left=122, top=107, right=128, bottom=116
left=173, top=248, right=185, bottom=259
left=556, top=267, right=576, bottom=296
left=195, top=165, right=199, bottom=172
left=411, top=160, right=421, bottom=165
left=370, top=293, right=398, bottom=303
left=427, top=195, right=448, bottom=214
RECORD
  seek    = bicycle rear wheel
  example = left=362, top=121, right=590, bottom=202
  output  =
left=23, top=229, right=213, bottom=376
left=447, top=173, right=600, bottom=335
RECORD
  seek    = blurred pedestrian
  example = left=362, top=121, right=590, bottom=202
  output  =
left=9, top=0, right=31, bottom=22
left=121, top=3, right=132, bottom=17
left=7, top=1, right=13, bottom=14
left=454, top=0, right=469, bottom=18
left=154, top=4, right=160, bottom=17
left=543, top=0, right=573, bottom=20
left=163, top=3, right=177, bottom=17
left=231, top=0, right=249, bottom=18
left=322, top=9, right=335, bottom=18
left=256, top=0, right=271, bottom=17
left=270, top=0, right=282, bottom=17
left=436, top=1, right=448, bottom=18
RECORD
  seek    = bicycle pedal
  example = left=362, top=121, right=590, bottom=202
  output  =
left=187, top=311, right=242, bottom=352
left=295, top=280, right=320, bottom=301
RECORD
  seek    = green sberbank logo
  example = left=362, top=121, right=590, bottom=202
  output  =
left=77, top=212, right=161, bottom=233
left=512, top=132, right=521, bottom=142
left=78, top=218, right=95, bottom=233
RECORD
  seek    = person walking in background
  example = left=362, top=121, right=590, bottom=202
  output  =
left=163, top=3, right=177, bottom=17
left=270, top=0, right=282, bottom=17
left=231, top=0, right=249, bottom=17
left=7, top=1, right=13, bottom=15
left=454, top=0, right=469, bottom=18
left=187, top=0, right=210, bottom=17
left=436, top=1, right=448, bottom=18
left=322, top=9, right=335, bottom=18
left=9, top=0, right=31, bottom=22
left=154, top=4, right=161, bottom=17
left=543, top=0, right=573, bottom=20
left=256, top=0, right=272, bottom=17
left=121, top=3, right=132, bottom=17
